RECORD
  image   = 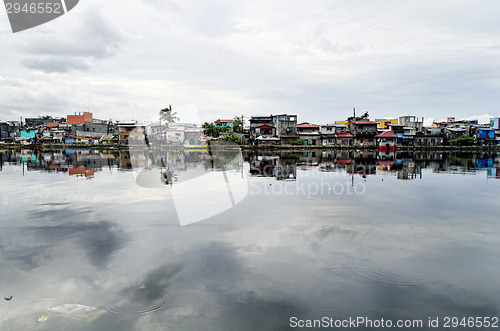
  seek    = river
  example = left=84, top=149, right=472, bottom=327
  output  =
left=1, top=148, right=499, bottom=330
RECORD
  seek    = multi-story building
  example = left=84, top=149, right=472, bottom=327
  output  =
left=321, top=123, right=351, bottom=146
left=67, top=112, right=93, bottom=125
left=399, top=116, right=424, bottom=133
left=214, top=119, right=233, bottom=130
left=272, top=114, right=298, bottom=144
left=297, top=123, right=320, bottom=145
left=25, top=116, right=52, bottom=128
left=321, top=123, right=347, bottom=134
left=414, top=127, right=444, bottom=147
left=0, top=121, right=20, bottom=140
left=375, top=131, right=398, bottom=152
left=117, top=121, right=146, bottom=145
left=249, top=116, right=273, bottom=136
left=82, top=121, right=116, bottom=135
left=350, top=121, right=378, bottom=147
left=249, top=114, right=298, bottom=144
left=272, top=114, right=297, bottom=136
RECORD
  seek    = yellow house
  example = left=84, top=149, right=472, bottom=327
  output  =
left=376, top=119, right=398, bottom=129
left=334, top=120, right=349, bottom=127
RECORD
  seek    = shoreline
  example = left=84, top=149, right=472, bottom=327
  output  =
left=1, top=143, right=499, bottom=152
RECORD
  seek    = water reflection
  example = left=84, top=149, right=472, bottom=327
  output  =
left=1, top=149, right=498, bottom=181
left=245, top=150, right=499, bottom=181
left=1, top=148, right=500, bottom=330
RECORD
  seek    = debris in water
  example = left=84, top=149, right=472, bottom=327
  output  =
left=4, top=296, right=13, bottom=301
left=48, top=303, right=106, bottom=322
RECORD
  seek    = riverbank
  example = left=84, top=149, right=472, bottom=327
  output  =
left=240, top=144, right=500, bottom=152
left=1, top=142, right=499, bottom=152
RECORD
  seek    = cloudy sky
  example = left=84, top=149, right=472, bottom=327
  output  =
left=1, top=0, right=500, bottom=125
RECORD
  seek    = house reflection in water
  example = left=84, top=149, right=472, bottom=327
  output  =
left=69, top=167, right=95, bottom=179
left=249, top=154, right=297, bottom=180
left=0, top=150, right=119, bottom=177
left=346, top=151, right=378, bottom=178
left=476, top=154, right=500, bottom=179
left=396, top=159, right=422, bottom=180
left=376, top=152, right=422, bottom=180
left=1, top=149, right=499, bottom=183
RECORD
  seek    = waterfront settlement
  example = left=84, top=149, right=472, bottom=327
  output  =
left=1, top=111, right=499, bottom=148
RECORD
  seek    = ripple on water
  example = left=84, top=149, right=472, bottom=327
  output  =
left=354, top=255, right=429, bottom=286
left=105, top=264, right=182, bottom=315
left=107, top=299, right=168, bottom=315
left=106, top=283, right=169, bottom=315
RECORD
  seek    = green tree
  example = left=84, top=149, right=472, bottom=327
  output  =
left=159, top=105, right=179, bottom=124
left=232, top=116, right=243, bottom=133
left=202, top=122, right=223, bottom=137
left=449, top=134, right=477, bottom=146
left=347, top=111, right=369, bottom=122
left=220, top=132, right=241, bottom=143
left=290, top=139, right=306, bottom=145
left=232, top=116, right=249, bottom=133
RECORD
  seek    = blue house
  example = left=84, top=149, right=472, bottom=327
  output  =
left=64, top=136, right=92, bottom=144
left=20, top=130, right=36, bottom=139
left=476, top=127, right=495, bottom=140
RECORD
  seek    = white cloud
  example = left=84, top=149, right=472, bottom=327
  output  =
left=466, top=114, right=494, bottom=125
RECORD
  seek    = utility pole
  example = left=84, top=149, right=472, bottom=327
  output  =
left=353, top=107, right=356, bottom=119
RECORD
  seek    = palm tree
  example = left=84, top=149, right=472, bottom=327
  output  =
left=159, top=105, right=179, bottom=125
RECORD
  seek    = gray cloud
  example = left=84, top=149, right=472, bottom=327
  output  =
left=0, top=207, right=129, bottom=269
left=18, top=8, right=126, bottom=74
left=1, top=0, right=500, bottom=123
left=22, top=57, right=91, bottom=73
left=118, top=241, right=307, bottom=330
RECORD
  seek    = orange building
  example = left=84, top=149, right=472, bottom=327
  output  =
left=67, top=112, right=93, bottom=124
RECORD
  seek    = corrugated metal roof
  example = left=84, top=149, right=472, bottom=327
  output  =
left=375, top=131, right=398, bottom=138
left=257, top=125, right=274, bottom=129
left=297, top=123, right=320, bottom=128
left=351, top=121, right=378, bottom=125
left=335, top=133, right=354, bottom=138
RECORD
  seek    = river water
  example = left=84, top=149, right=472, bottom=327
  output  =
left=1, top=148, right=499, bottom=330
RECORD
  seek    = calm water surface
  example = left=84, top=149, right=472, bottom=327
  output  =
left=0, top=149, right=499, bottom=330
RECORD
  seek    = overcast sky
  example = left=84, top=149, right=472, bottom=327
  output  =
left=1, top=0, right=500, bottom=126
